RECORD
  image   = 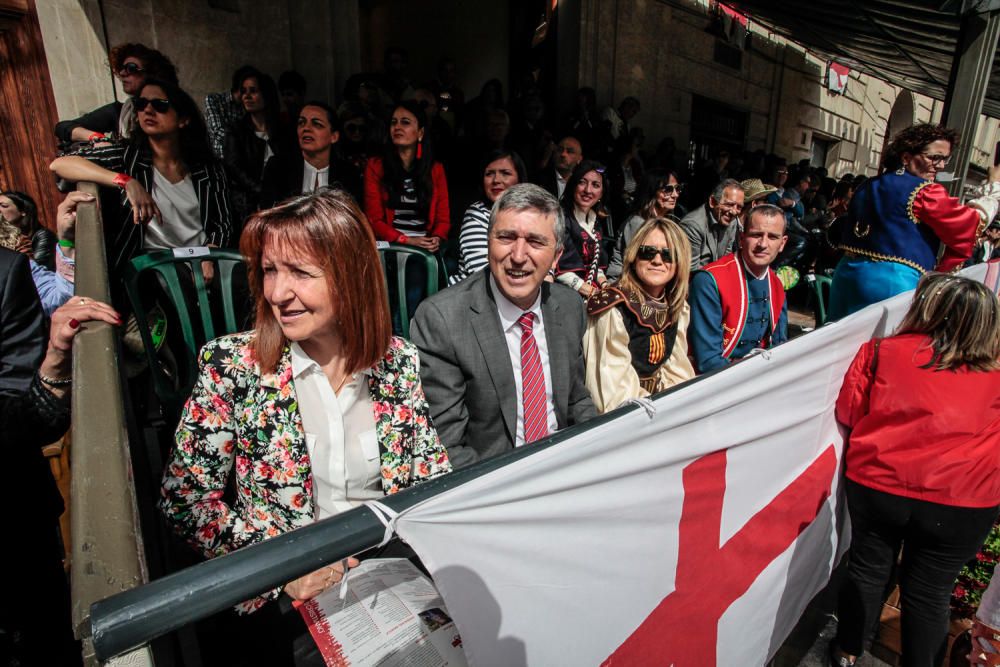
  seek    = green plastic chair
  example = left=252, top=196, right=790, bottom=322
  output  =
left=810, top=274, right=833, bottom=327
left=123, top=247, right=248, bottom=417
left=377, top=242, right=448, bottom=338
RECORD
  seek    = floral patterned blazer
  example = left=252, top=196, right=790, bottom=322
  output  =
left=159, top=331, right=451, bottom=611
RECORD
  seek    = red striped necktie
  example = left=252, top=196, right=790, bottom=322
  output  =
left=518, top=311, right=548, bottom=444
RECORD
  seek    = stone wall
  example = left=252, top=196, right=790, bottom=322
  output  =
left=36, top=0, right=354, bottom=121
left=568, top=0, right=999, bottom=179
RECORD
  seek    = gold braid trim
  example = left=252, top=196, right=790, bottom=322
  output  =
left=838, top=246, right=927, bottom=274
left=906, top=180, right=935, bottom=225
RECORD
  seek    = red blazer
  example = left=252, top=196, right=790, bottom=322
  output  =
left=836, top=333, right=1000, bottom=508
left=363, top=156, right=450, bottom=242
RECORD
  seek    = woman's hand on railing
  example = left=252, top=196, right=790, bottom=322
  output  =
left=284, top=557, right=360, bottom=602
left=39, top=296, right=121, bottom=390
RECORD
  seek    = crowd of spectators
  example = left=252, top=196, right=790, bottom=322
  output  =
left=1, top=38, right=998, bottom=666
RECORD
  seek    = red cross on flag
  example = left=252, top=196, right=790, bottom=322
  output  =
left=828, top=62, right=851, bottom=94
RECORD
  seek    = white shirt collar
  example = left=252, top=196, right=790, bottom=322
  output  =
left=740, top=257, right=770, bottom=281
left=289, top=342, right=372, bottom=380
left=489, top=273, right=542, bottom=333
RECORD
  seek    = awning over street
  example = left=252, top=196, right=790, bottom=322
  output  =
left=725, top=1, right=1000, bottom=118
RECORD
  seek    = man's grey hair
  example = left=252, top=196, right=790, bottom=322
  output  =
left=742, top=203, right=787, bottom=234
left=710, top=178, right=743, bottom=203
left=488, top=183, right=566, bottom=250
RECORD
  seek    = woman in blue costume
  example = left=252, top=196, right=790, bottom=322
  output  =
left=830, top=123, right=1000, bottom=319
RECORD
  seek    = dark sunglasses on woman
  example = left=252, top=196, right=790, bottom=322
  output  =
left=135, top=97, right=172, bottom=113
left=659, top=184, right=684, bottom=195
left=118, top=62, right=145, bottom=76
left=636, top=245, right=673, bottom=263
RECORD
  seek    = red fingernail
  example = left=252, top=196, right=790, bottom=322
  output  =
left=69, top=318, right=80, bottom=329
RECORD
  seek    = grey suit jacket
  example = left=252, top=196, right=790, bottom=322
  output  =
left=410, top=270, right=597, bottom=468
left=679, top=204, right=739, bottom=271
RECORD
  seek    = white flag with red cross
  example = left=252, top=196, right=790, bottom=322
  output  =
left=392, top=263, right=996, bottom=666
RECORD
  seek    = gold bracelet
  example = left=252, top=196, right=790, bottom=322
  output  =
left=39, top=373, right=72, bottom=387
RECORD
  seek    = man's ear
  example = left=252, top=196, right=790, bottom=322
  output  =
left=551, top=248, right=564, bottom=271
left=708, top=196, right=718, bottom=208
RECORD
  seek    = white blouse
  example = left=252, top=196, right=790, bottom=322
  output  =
left=289, top=343, right=382, bottom=520
left=146, top=168, right=205, bottom=250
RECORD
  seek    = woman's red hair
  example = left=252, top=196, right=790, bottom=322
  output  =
left=240, top=189, right=392, bottom=374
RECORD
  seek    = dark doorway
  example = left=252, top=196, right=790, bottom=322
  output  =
left=688, top=94, right=749, bottom=168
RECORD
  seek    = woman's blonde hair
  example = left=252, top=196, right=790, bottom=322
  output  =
left=895, top=273, right=1000, bottom=372
left=617, top=217, right=691, bottom=324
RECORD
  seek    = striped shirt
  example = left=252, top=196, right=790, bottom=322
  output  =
left=450, top=200, right=491, bottom=285
left=391, top=177, right=428, bottom=237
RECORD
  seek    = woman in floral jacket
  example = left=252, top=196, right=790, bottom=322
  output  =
left=159, top=188, right=451, bottom=615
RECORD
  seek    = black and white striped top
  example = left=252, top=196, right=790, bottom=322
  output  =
left=450, top=201, right=491, bottom=285
left=391, top=177, right=428, bottom=237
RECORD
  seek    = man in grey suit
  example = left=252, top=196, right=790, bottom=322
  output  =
left=411, top=184, right=596, bottom=468
left=678, top=178, right=745, bottom=271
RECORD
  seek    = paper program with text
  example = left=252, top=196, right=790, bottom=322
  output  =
left=299, top=558, right=468, bottom=667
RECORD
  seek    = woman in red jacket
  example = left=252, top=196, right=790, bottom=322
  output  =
left=363, top=100, right=449, bottom=332
left=830, top=273, right=1000, bottom=667
left=363, top=100, right=450, bottom=249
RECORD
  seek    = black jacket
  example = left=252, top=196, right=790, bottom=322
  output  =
left=31, top=228, right=57, bottom=271
left=260, top=150, right=363, bottom=209
left=0, top=249, right=45, bottom=397
left=54, top=100, right=124, bottom=145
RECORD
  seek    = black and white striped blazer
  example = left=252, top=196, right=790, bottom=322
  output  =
left=76, top=143, right=234, bottom=276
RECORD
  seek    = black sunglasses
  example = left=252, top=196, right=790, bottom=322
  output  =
left=659, top=184, right=685, bottom=195
left=636, top=245, right=673, bottom=263
left=119, top=62, right=145, bottom=76
left=135, top=97, right=172, bottom=113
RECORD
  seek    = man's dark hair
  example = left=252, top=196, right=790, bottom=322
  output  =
left=278, top=70, right=307, bottom=96
left=108, top=43, right=178, bottom=85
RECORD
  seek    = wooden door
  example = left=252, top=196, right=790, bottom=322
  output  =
left=0, top=0, right=62, bottom=230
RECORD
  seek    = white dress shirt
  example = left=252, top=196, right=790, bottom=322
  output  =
left=555, top=170, right=569, bottom=199
left=289, top=343, right=382, bottom=520
left=489, top=275, right=559, bottom=446
left=302, top=161, right=330, bottom=194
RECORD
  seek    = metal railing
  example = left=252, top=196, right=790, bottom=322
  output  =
left=70, top=182, right=152, bottom=666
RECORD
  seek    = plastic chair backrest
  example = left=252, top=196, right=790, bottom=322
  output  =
left=812, top=274, right=833, bottom=327
left=123, top=247, right=247, bottom=416
left=377, top=242, right=447, bottom=338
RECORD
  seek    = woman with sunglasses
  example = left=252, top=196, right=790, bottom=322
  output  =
left=583, top=217, right=695, bottom=413
left=556, top=159, right=613, bottom=298
left=224, top=69, right=287, bottom=225
left=50, top=79, right=232, bottom=281
left=608, top=168, right=684, bottom=279
left=54, top=43, right=178, bottom=146
left=830, top=123, right=1000, bottom=320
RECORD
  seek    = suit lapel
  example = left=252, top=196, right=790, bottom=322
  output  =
left=540, top=284, right=569, bottom=427
left=472, top=276, right=518, bottom=440
left=190, top=166, right=212, bottom=229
